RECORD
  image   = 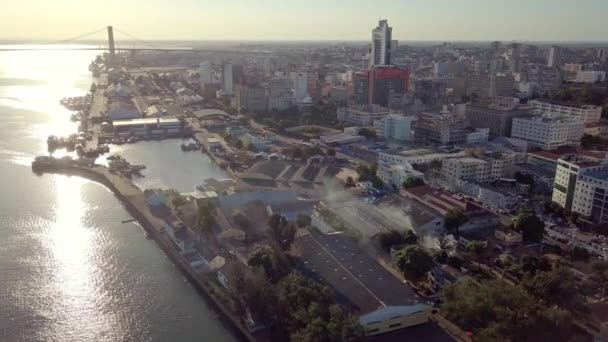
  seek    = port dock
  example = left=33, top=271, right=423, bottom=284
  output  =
left=31, top=156, right=254, bottom=342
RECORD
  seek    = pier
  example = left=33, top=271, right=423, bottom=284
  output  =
left=31, top=156, right=254, bottom=342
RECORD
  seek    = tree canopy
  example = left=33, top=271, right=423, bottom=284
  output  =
left=402, top=177, right=425, bottom=189
left=444, top=209, right=468, bottom=233
left=247, top=245, right=291, bottom=283
left=394, top=245, right=434, bottom=278
left=513, top=209, right=545, bottom=243
left=441, top=278, right=574, bottom=342
left=268, top=213, right=298, bottom=250
left=276, top=273, right=363, bottom=342
left=376, top=229, right=418, bottom=251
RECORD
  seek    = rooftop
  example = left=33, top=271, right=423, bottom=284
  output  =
left=583, top=170, right=608, bottom=182
left=112, top=117, right=181, bottom=127
left=295, top=231, right=424, bottom=314
left=193, top=109, right=231, bottom=119
left=359, top=305, right=430, bottom=325
left=530, top=99, right=601, bottom=110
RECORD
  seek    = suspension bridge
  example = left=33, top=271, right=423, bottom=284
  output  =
left=0, top=26, right=269, bottom=55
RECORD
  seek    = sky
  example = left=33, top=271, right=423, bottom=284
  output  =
left=1, top=0, right=608, bottom=42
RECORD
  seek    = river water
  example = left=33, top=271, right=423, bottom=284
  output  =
left=0, top=47, right=238, bottom=342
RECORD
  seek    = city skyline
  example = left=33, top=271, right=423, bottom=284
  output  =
left=2, top=0, right=608, bottom=42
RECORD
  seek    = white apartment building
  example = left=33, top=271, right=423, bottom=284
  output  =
left=466, top=128, right=490, bottom=144
left=511, top=114, right=585, bottom=150
left=442, top=156, right=509, bottom=183
left=573, top=169, right=608, bottom=224
left=374, top=114, right=415, bottom=142
left=528, top=100, right=602, bottom=123
left=552, top=156, right=608, bottom=223
left=379, top=148, right=465, bottom=165
left=575, top=70, right=606, bottom=84
left=337, top=104, right=399, bottom=126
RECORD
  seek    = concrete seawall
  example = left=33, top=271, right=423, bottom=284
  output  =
left=32, top=161, right=255, bottom=342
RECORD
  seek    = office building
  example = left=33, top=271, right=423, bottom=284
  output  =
left=564, top=63, right=583, bottom=74
left=353, top=66, right=410, bottom=106
left=466, top=74, right=515, bottom=98
left=232, top=64, right=245, bottom=87
left=411, top=76, right=465, bottom=106
left=337, top=104, right=399, bottom=126
left=572, top=167, right=608, bottom=225
left=598, top=48, right=606, bottom=62
left=222, top=63, right=234, bottom=96
left=379, top=148, right=465, bottom=166
left=370, top=65, right=410, bottom=106
left=413, top=108, right=472, bottom=145
left=511, top=113, right=584, bottom=150
left=374, top=114, right=415, bottom=141
left=465, top=99, right=529, bottom=139
left=575, top=70, right=606, bottom=84
left=293, top=72, right=310, bottom=101
left=199, top=61, right=212, bottom=91
left=528, top=100, right=602, bottom=123
left=236, top=85, right=267, bottom=113
left=552, top=155, right=608, bottom=215
left=509, top=43, right=521, bottom=73
left=370, top=20, right=392, bottom=67
left=442, top=156, right=511, bottom=183
left=268, top=78, right=293, bottom=112
left=547, top=46, right=561, bottom=68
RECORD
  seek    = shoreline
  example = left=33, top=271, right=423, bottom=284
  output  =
left=31, top=159, right=255, bottom=342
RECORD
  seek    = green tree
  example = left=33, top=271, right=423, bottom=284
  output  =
left=247, top=245, right=290, bottom=283
left=570, top=246, right=590, bottom=261
left=276, top=273, right=363, bottom=342
left=513, top=209, right=545, bottom=243
left=402, top=177, right=424, bottom=189
left=232, top=210, right=252, bottom=230
left=464, top=241, right=485, bottom=254
left=394, top=245, right=434, bottom=278
left=358, top=128, right=376, bottom=139
left=197, top=202, right=216, bottom=233
left=444, top=209, right=468, bottom=234
left=376, top=229, right=418, bottom=251
left=268, top=214, right=298, bottom=250
left=344, top=176, right=356, bottom=188
left=296, top=213, right=312, bottom=228
left=521, top=267, right=585, bottom=312
left=441, top=278, right=574, bottom=342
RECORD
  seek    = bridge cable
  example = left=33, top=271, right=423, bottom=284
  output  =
left=47, top=27, right=108, bottom=45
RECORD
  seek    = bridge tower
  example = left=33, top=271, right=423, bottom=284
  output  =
left=107, top=26, right=116, bottom=57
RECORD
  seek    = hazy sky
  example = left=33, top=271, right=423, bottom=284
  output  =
left=1, top=0, right=607, bottom=41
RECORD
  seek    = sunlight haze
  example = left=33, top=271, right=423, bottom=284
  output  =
left=2, top=0, right=608, bottom=41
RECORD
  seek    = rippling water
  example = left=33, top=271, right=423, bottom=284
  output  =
left=0, top=47, right=238, bottom=342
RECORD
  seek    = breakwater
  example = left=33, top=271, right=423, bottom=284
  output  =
left=31, top=158, right=255, bottom=342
